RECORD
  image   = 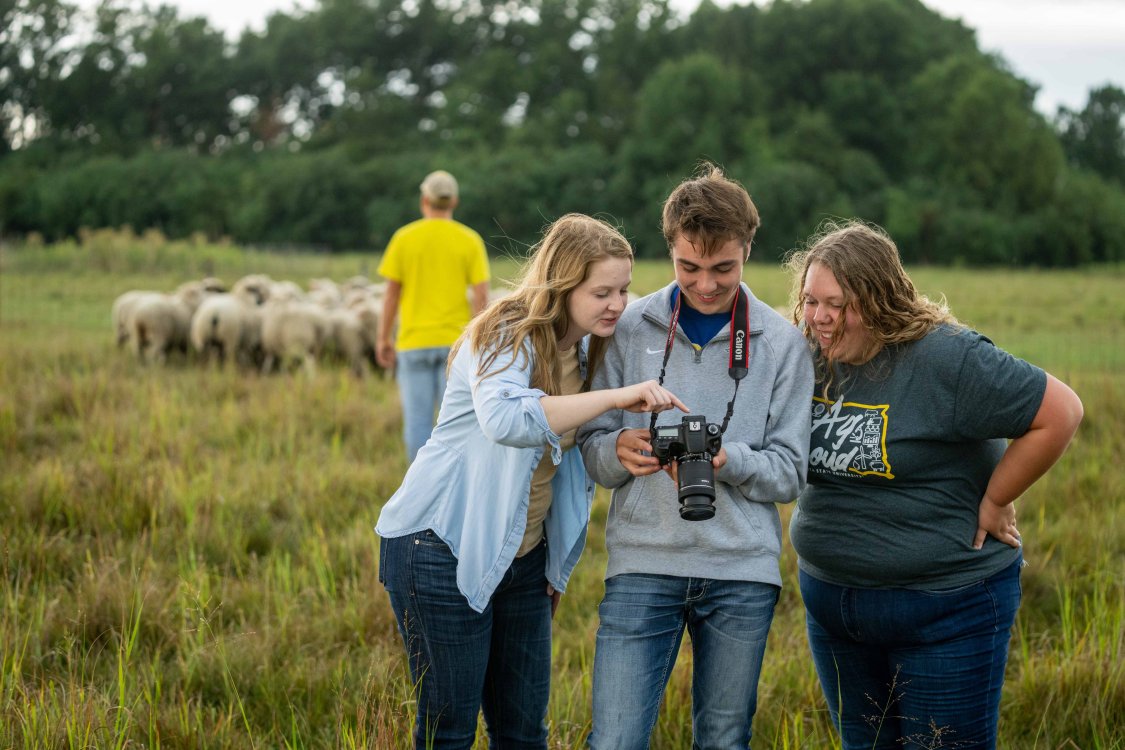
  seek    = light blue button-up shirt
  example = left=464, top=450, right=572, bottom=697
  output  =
left=375, top=338, right=597, bottom=613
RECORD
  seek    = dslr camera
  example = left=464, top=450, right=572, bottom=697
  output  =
left=650, top=415, right=722, bottom=521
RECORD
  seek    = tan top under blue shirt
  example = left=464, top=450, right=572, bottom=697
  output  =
left=518, top=345, right=583, bottom=556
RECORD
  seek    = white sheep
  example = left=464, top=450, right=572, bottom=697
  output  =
left=200, top=277, right=227, bottom=294
left=341, top=275, right=374, bottom=293
left=342, top=282, right=385, bottom=310
left=111, top=289, right=160, bottom=348
left=307, top=278, right=343, bottom=309
left=190, top=293, right=263, bottom=369
left=111, top=277, right=222, bottom=349
left=269, top=280, right=306, bottom=304
left=129, top=281, right=211, bottom=365
left=323, top=299, right=382, bottom=377
left=231, top=274, right=274, bottom=306
left=260, top=300, right=329, bottom=376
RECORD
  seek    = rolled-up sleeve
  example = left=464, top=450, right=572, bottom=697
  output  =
left=471, top=345, right=560, bottom=450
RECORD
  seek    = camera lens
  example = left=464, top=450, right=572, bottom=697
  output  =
left=677, top=456, right=716, bottom=521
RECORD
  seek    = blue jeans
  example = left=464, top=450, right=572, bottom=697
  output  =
left=379, top=530, right=552, bottom=750
left=799, top=555, right=1023, bottom=750
left=397, top=347, right=450, bottom=462
left=588, top=574, right=779, bottom=750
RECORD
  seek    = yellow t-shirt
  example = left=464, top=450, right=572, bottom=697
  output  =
left=377, top=218, right=490, bottom=350
left=519, top=344, right=584, bottom=557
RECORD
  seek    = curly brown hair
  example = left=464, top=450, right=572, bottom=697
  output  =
left=785, top=220, right=959, bottom=398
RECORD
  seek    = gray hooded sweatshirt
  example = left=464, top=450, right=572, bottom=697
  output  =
left=577, top=282, right=814, bottom=587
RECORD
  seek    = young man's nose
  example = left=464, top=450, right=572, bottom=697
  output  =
left=695, top=275, right=719, bottom=294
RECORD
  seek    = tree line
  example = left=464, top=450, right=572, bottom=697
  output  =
left=2, top=0, right=1124, bottom=265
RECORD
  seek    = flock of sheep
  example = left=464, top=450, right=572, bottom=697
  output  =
left=111, top=274, right=388, bottom=376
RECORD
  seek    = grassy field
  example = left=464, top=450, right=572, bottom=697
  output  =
left=1, top=231, right=1122, bottom=748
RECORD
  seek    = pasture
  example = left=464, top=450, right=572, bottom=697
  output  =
left=1, top=231, right=1122, bottom=748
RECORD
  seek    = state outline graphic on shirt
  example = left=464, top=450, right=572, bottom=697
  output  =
left=809, top=396, right=894, bottom=479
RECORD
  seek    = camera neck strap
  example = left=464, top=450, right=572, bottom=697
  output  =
left=650, top=286, right=751, bottom=435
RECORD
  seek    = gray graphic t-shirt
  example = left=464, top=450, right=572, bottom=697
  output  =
left=790, top=325, right=1046, bottom=589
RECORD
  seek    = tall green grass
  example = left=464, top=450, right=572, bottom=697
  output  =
left=1, top=234, right=1121, bottom=748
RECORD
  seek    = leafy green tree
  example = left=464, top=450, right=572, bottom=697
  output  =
left=753, top=0, right=977, bottom=112
left=457, top=141, right=620, bottom=251
left=4, top=0, right=1124, bottom=267
left=1057, top=85, right=1125, bottom=186
left=586, top=0, right=678, bottom=148
left=126, top=9, right=231, bottom=148
left=1022, top=168, right=1125, bottom=265
left=778, top=109, right=887, bottom=198
left=229, top=8, right=328, bottom=147
left=0, top=151, right=45, bottom=232
left=880, top=177, right=982, bottom=264
left=819, top=71, right=906, bottom=175
left=614, top=53, right=751, bottom=253
left=744, top=160, right=851, bottom=260
left=0, top=0, right=76, bottom=151
left=231, top=149, right=370, bottom=249
left=907, top=55, right=1063, bottom=214
left=36, top=2, right=142, bottom=150
left=25, top=150, right=238, bottom=239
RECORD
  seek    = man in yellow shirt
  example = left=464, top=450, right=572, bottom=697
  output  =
left=377, top=170, right=491, bottom=461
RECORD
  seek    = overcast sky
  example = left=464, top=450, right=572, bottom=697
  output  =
left=77, top=0, right=1125, bottom=115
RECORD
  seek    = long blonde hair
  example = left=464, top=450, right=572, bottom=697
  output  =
left=785, top=220, right=959, bottom=397
left=450, top=213, right=633, bottom=394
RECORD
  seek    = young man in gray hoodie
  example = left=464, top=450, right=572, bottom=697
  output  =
left=577, top=165, right=813, bottom=749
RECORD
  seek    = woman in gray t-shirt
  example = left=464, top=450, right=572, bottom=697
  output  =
left=785, top=221, right=1083, bottom=750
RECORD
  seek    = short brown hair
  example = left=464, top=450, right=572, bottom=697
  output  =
left=662, top=163, right=760, bottom=257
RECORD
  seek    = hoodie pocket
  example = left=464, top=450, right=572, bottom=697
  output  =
left=726, top=492, right=774, bottom=556
left=610, top=477, right=642, bottom=525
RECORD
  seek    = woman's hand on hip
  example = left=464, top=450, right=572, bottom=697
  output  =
left=975, top=496, right=1021, bottom=550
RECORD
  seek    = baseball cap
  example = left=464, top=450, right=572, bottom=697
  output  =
left=420, top=170, right=459, bottom=202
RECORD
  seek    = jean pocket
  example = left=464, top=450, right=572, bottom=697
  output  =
left=916, top=578, right=987, bottom=598
left=414, top=529, right=450, bottom=549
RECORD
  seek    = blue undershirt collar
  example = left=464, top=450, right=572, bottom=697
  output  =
left=671, top=287, right=729, bottom=347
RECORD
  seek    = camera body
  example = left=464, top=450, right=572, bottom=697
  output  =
left=650, top=415, right=722, bottom=521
